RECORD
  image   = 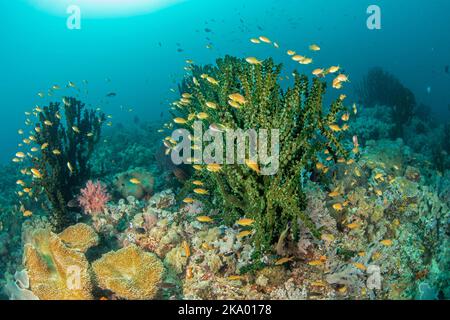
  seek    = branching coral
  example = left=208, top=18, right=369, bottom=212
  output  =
left=77, top=180, right=110, bottom=215
left=18, top=97, right=105, bottom=231
left=92, top=245, right=164, bottom=300
left=170, top=56, right=348, bottom=253
left=356, top=67, right=416, bottom=138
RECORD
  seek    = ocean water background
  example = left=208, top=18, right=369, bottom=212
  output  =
left=0, top=0, right=449, bottom=164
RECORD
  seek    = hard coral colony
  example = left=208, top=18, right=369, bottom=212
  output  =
left=0, top=29, right=448, bottom=302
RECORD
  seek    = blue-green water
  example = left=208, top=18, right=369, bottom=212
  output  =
left=1, top=0, right=449, bottom=163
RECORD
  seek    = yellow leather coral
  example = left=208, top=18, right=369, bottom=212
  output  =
left=24, top=228, right=93, bottom=300
left=58, top=223, right=99, bottom=253
left=92, top=245, right=164, bottom=300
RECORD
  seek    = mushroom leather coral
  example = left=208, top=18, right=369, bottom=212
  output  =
left=92, top=245, right=164, bottom=300
left=58, top=223, right=99, bottom=253
left=24, top=228, right=93, bottom=300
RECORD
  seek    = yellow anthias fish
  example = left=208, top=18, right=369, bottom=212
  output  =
left=183, top=197, right=195, bottom=204
left=336, top=74, right=349, bottom=82
left=275, top=257, right=294, bottom=265
left=206, top=163, right=222, bottom=173
left=194, top=188, right=209, bottom=195
left=174, top=117, right=187, bottom=124
left=31, top=168, right=42, bottom=179
left=299, top=57, right=313, bottom=65
left=44, top=120, right=53, bottom=126
left=129, top=178, right=141, bottom=185
left=250, top=38, right=260, bottom=44
left=41, top=143, right=49, bottom=150
left=206, top=76, right=219, bottom=85
left=52, top=149, right=61, bottom=155
left=16, top=180, right=26, bottom=186
left=354, top=263, right=367, bottom=271
left=341, top=113, right=350, bottom=121
left=312, top=68, right=325, bottom=77
left=380, top=239, right=393, bottom=246
left=374, top=173, right=384, bottom=180
left=292, top=55, right=304, bottom=62
left=329, top=124, right=341, bottom=132
left=197, top=112, right=209, bottom=120
left=37, top=92, right=45, bottom=98
left=72, top=126, right=80, bottom=133
left=192, top=180, right=204, bottom=186
left=205, top=101, right=218, bottom=109
left=192, top=165, right=203, bottom=171
left=196, top=216, right=213, bottom=223
left=236, top=218, right=255, bottom=226
left=15, top=152, right=26, bottom=158
left=316, top=163, right=325, bottom=170
left=328, top=191, right=340, bottom=197
left=30, top=147, right=38, bottom=152
left=237, top=230, right=252, bottom=239
left=332, top=78, right=343, bottom=89
left=246, top=57, right=262, bottom=65
left=332, top=203, right=344, bottom=211
left=228, top=100, right=242, bottom=109
left=228, top=93, right=246, bottom=105
left=309, top=44, right=321, bottom=51
left=245, top=160, right=260, bottom=173
left=327, top=66, right=340, bottom=74
left=347, top=222, right=360, bottom=230
left=23, top=210, right=33, bottom=217
left=18, top=129, right=24, bottom=135
left=287, top=50, right=296, bottom=56
left=259, top=36, right=271, bottom=44
left=182, top=240, right=190, bottom=258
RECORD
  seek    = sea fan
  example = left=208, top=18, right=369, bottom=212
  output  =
left=77, top=180, right=110, bottom=215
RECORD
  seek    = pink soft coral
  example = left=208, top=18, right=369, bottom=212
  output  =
left=77, top=180, right=110, bottom=215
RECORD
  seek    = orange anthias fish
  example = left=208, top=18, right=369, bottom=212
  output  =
left=182, top=240, right=190, bottom=258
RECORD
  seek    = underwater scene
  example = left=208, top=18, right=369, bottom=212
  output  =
left=0, top=0, right=449, bottom=301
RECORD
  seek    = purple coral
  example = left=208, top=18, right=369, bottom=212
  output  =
left=77, top=180, right=110, bottom=215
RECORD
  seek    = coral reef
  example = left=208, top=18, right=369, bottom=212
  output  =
left=92, top=245, right=165, bottom=300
